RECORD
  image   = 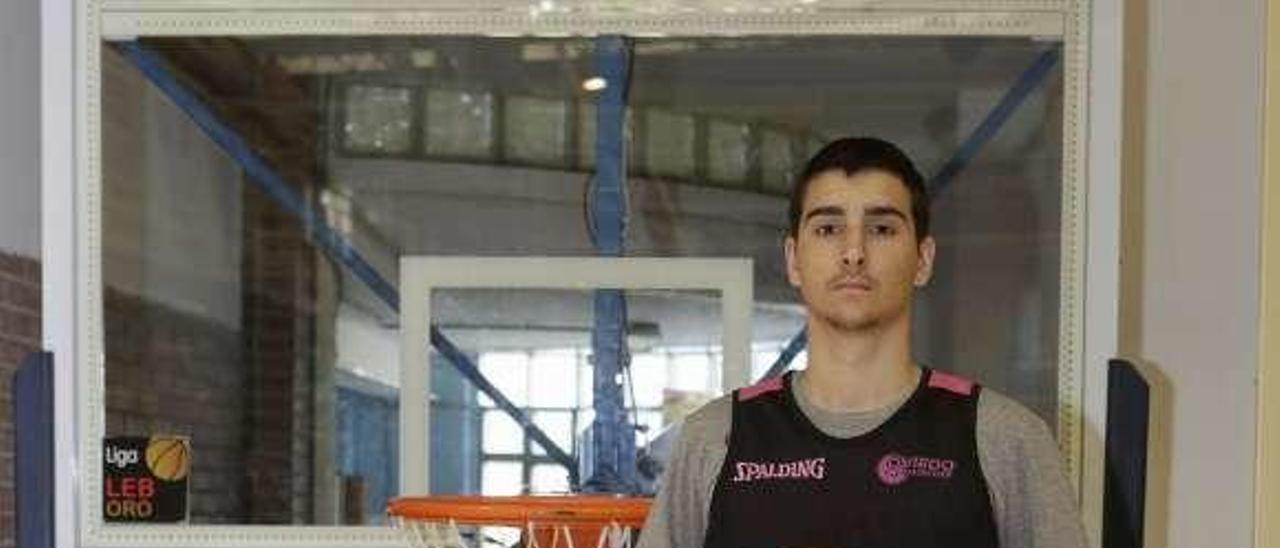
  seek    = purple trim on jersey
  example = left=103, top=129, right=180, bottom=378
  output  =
left=928, top=370, right=975, bottom=396
left=737, top=377, right=784, bottom=401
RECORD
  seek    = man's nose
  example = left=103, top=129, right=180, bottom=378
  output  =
left=840, top=231, right=866, bottom=268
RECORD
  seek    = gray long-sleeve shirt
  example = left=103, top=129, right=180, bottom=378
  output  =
left=636, top=372, right=1087, bottom=548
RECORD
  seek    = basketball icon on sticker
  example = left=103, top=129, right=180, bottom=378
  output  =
left=145, top=436, right=190, bottom=482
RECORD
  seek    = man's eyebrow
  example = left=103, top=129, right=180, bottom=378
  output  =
left=802, top=205, right=845, bottom=224
left=864, top=205, right=908, bottom=222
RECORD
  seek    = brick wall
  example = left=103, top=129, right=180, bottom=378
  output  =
left=100, top=188, right=320, bottom=524
left=242, top=185, right=317, bottom=524
left=103, top=288, right=248, bottom=522
left=0, top=251, right=42, bottom=548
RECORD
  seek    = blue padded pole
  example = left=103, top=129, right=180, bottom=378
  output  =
left=583, top=35, right=639, bottom=493
left=15, top=351, right=54, bottom=548
left=113, top=41, right=576, bottom=473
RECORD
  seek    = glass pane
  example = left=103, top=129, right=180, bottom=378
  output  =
left=644, top=109, right=695, bottom=179
left=477, top=352, right=528, bottom=407
left=577, top=358, right=593, bottom=409
left=634, top=410, right=664, bottom=447
left=531, top=464, right=571, bottom=494
left=707, top=119, right=751, bottom=185
left=99, top=34, right=1064, bottom=527
left=577, top=101, right=596, bottom=170
left=481, top=461, right=523, bottom=496
left=482, top=410, right=524, bottom=454
left=528, top=350, right=578, bottom=407
left=425, top=88, right=493, bottom=158
left=760, top=129, right=796, bottom=194
left=343, top=85, right=414, bottom=155
left=628, top=353, right=666, bottom=408
left=529, top=411, right=573, bottom=457
left=671, top=352, right=712, bottom=392
left=504, top=96, right=568, bottom=165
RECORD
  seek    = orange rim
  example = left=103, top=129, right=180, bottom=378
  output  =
left=387, top=495, right=652, bottom=527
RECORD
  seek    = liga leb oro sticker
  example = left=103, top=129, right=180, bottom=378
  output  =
left=103, top=436, right=190, bottom=522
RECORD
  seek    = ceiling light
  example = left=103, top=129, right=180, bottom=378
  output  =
left=582, top=77, right=607, bottom=91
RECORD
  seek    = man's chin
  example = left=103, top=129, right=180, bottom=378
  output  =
left=815, top=311, right=882, bottom=333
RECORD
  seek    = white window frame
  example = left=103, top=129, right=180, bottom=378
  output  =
left=399, top=256, right=754, bottom=494
left=38, top=1, right=1122, bottom=546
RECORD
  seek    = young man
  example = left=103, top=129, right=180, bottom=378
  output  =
left=637, top=138, right=1086, bottom=547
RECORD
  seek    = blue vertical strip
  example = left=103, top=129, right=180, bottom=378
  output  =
left=113, top=41, right=577, bottom=473
left=762, top=44, right=1061, bottom=380
left=584, top=35, right=638, bottom=493
left=15, top=351, right=54, bottom=548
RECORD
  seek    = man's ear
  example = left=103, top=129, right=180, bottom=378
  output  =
left=785, top=235, right=802, bottom=288
left=914, top=236, right=936, bottom=287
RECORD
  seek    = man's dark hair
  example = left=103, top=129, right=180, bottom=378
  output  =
left=787, top=137, right=930, bottom=242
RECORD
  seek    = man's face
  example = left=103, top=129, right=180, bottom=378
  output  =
left=785, top=169, right=936, bottom=332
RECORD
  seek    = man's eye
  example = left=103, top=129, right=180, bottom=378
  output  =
left=868, top=224, right=897, bottom=237
left=814, top=224, right=840, bottom=237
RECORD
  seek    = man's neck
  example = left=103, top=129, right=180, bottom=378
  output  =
left=800, top=314, right=919, bottom=412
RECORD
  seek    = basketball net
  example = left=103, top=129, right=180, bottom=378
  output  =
left=387, top=495, right=649, bottom=548
left=396, top=517, right=636, bottom=548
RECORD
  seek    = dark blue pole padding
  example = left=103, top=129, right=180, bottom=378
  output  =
left=1104, top=359, right=1150, bottom=548
left=583, top=35, right=639, bottom=494
left=113, top=41, right=575, bottom=473
left=15, top=351, right=54, bottom=548
left=590, top=36, right=628, bottom=256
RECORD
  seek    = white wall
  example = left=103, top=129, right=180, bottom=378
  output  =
left=1127, top=0, right=1264, bottom=545
left=0, top=0, right=41, bottom=257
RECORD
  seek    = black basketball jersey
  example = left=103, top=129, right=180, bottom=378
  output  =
left=703, top=368, right=999, bottom=548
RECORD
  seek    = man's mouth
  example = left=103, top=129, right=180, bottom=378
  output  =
left=831, top=277, right=873, bottom=291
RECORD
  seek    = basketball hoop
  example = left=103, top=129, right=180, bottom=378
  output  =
left=387, top=495, right=652, bottom=548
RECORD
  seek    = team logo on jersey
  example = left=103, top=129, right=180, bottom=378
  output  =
left=731, top=457, right=826, bottom=483
left=876, top=453, right=956, bottom=486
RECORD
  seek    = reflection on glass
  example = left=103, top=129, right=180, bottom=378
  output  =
left=577, top=101, right=596, bottom=170
left=478, top=352, right=528, bottom=407
left=645, top=109, right=695, bottom=179
left=760, top=129, right=796, bottom=194
left=671, top=352, right=712, bottom=392
left=425, top=89, right=493, bottom=158
left=634, top=410, right=664, bottom=446
left=528, top=350, right=577, bottom=407
left=482, top=410, right=523, bottom=454
left=530, top=411, right=573, bottom=457
left=504, top=96, right=568, bottom=165
left=100, top=34, right=1064, bottom=527
left=343, top=85, right=414, bottom=154
left=628, top=353, right=667, bottom=407
left=578, top=361, right=594, bottom=408
left=481, top=461, right=523, bottom=495
left=531, top=464, right=571, bottom=494
left=707, top=120, right=751, bottom=185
